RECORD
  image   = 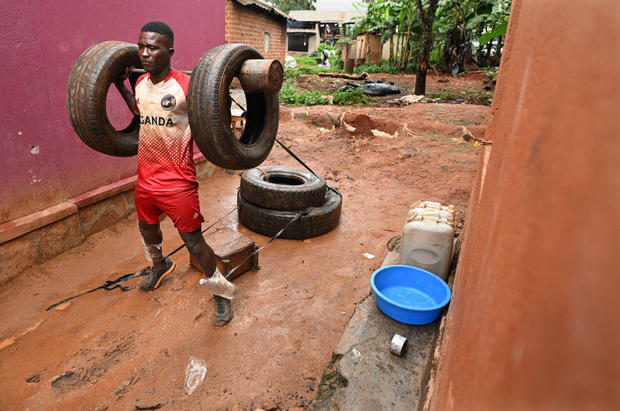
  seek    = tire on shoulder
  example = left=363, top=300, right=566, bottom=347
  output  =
left=66, top=41, right=141, bottom=157
left=240, top=166, right=327, bottom=211
left=188, top=44, right=279, bottom=170
left=237, top=189, right=342, bottom=240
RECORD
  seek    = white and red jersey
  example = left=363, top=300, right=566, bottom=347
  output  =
left=134, top=69, right=197, bottom=192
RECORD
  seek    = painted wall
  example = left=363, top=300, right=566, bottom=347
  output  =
left=432, top=0, right=620, bottom=409
left=0, top=1, right=225, bottom=225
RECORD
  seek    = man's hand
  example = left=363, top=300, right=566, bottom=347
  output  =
left=114, top=67, right=131, bottom=87
left=114, top=67, right=139, bottom=116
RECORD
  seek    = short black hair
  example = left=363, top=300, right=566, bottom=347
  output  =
left=140, top=21, right=174, bottom=47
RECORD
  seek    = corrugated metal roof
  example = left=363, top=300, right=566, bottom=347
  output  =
left=288, top=10, right=362, bottom=23
left=235, top=0, right=293, bottom=21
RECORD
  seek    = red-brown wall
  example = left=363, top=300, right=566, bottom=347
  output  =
left=225, top=0, right=288, bottom=62
left=1, top=2, right=225, bottom=225
left=431, top=0, right=620, bottom=409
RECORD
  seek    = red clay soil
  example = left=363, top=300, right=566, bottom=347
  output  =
left=0, top=103, right=488, bottom=410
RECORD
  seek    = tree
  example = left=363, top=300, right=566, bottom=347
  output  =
left=435, top=0, right=512, bottom=71
left=269, top=0, right=316, bottom=13
left=414, top=0, right=439, bottom=95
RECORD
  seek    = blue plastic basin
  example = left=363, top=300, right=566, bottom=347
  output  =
left=370, top=265, right=451, bottom=325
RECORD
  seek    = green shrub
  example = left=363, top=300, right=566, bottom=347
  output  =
left=336, top=37, right=355, bottom=45
left=429, top=48, right=439, bottom=65
left=295, top=56, right=320, bottom=67
left=284, top=67, right=301, bottom=79
left=354, top=63, right=400, bottom=74
left=330, top=54, right=344, bottom=70
left=279, top=78, right=330, bottom=106
left=332, top=88, right=369, bottom=106
left=317, top=43, right=336, bottom=54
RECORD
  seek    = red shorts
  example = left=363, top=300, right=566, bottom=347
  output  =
left=134, top=186, right=204, bottom=232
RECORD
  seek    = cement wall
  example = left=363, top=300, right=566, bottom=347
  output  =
left=0, top=1, right=225, bottom=225
left=432, top=0, right=620, bottom=409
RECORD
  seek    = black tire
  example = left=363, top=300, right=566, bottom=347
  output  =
left=188, top=44, right=279, bottom=170
left=237, top=189, right=342, bottom=239
left=240, top=166, right=327, bottom=211
left=67, top=41, right=141, bottom=157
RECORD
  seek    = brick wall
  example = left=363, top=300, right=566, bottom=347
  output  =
left=225, top=0, right=288, bottom=62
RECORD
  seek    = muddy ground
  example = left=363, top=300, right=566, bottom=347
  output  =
left=295, top=71, right=493, bottom=106
left=0, top=99, right=489, bottom=409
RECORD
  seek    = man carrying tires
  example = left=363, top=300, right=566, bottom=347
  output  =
left=118, top=21, right=232, bottom=326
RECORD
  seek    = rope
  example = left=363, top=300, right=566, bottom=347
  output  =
left=276, top=138, right=343, bottom=199
left=229, top=95, right=247, bottom=115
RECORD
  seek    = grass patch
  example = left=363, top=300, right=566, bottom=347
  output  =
left=332, top=87, right=369, bottom=106
left=279, top=78, right=329, bottom=106
left=284, top=56, right=337, bottom=78
left=354, top=63, right=400, bottom=74
left=463, top=89, right=493, bottom=105
left=316, top=354, right=348, bottom=408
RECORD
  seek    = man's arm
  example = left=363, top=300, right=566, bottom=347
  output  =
left=114, top=69, right=139, bottom=116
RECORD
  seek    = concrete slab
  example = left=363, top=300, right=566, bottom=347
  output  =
left=316, top=251, right=439, bottom=410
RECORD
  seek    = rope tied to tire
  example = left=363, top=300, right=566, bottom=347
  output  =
left=275, top=138, right=343, bottom=200
left=255, top=166, right=271, bottom=182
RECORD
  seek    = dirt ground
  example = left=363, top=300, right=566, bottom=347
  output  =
left=0, top=102, right=489, bottom=410
left=295, top=71, right=493, bottom=106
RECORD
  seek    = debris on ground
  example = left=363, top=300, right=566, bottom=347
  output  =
left=461, top=126, right=492, bottom=145
left=371, top=129, right=399, bottom=139
left=342, top=119, right=356, bottom=132
left=135, top=402, right=162, bottom=410
left=318, top=72, right=368, bottom=80
left=134, top=403, right=163, bottom=410
left=341, top=80, right=401, bottom=97
left=284, top=56, right=296, bottom=69
left=390, top=334, right=408, bottom=356
left=389, top=94, right=424, bottom=106
left=184, top=356, right=207, bottom=395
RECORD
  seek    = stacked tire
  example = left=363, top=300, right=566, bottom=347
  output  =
left=237, top=166, right=342, bottom=239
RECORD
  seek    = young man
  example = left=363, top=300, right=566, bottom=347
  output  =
left=118, top=21, right=232, bottom=326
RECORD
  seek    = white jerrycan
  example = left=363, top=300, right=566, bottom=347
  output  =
left=407, top=200, right=455, bottom=220
left=399, top=211, right=455, bottom=280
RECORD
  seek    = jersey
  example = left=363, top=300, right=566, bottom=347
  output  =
left=134, top=69, right=197, bottom=192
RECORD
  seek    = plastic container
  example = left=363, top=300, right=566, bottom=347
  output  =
left=407, top=207, right=453, bottom=220
left=371, top=265, right=451, bottom=325
left=408, top=200, right=454, bottom=220
left=399, top=211, right=455, bottom=280
left=199, top=269, right=239, bottom=299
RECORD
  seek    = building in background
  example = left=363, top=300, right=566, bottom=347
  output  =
left=287, top=10, right=361, bottom=55
left=225, top=0, right=290, bottom=62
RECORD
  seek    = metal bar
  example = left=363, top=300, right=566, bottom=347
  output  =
left=128, top=58, right=283, bottom=94
left=237, top=59, right=283, bottom=94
